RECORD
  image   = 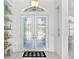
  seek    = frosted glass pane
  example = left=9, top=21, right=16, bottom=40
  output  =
left=24, top=17, right=32, bottom=25
left=37, top=38, right=46, bottom=48
left=37, top=18, right=46, bottom=25
left=25, top=32, right=31, bottom=36
left=24, top=35, right=31, bottom=40
left=36, top=17, right=46, bottom=48
left=24, top=38, right=32, bottom=48
left=23, top=17, right=32, bottom=48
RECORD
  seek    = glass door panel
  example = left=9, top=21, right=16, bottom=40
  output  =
left=24, top=17, right=32, bottom=48
left=36, top=17, right=46, bottom=48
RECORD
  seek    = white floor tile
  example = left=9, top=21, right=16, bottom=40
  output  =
left=5, top=52, right=61, bottom=59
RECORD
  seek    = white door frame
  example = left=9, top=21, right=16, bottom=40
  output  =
left=21, top=12, right=49, bottom=51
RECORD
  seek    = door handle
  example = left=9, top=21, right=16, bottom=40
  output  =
left=32, top=36, right=37, bottom=39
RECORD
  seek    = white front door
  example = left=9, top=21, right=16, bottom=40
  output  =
left=23, top=16, right=33, bottom=51
left=35, top=16, right=47, bottom=51
left=23, top=16, right=47, bottom=51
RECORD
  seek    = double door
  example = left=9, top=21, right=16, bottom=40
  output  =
left=23, top=16, right=47, bottom=51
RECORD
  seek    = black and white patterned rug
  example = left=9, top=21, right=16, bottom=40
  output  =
left=23, top=51, right=46, bottom=57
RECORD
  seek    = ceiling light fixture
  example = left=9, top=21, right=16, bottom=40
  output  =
left=31, top=0, right=39, bottom=7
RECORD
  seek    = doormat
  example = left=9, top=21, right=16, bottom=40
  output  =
left=23, top=51, right=46, bottom=57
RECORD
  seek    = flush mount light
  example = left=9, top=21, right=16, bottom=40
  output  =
left=31, top=0, right=39, bottom=7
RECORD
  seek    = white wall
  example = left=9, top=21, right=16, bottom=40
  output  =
left=61, top=0, right=68, bottom=59
left=54, top=0, right=68, bottom=59
left=8, top=0, right=55, bottom=52
left=54, top=0, right=62, bottom=56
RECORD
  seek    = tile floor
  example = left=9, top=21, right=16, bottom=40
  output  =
left=68, top=43, right=74, bottom=59
left=5, top=51, right=61, bottom=59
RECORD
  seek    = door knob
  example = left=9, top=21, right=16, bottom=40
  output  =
left=32, top=36, right=37, bottom=39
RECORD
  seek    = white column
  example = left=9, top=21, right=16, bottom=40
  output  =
left=61, top=0, right=68, bottom=59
